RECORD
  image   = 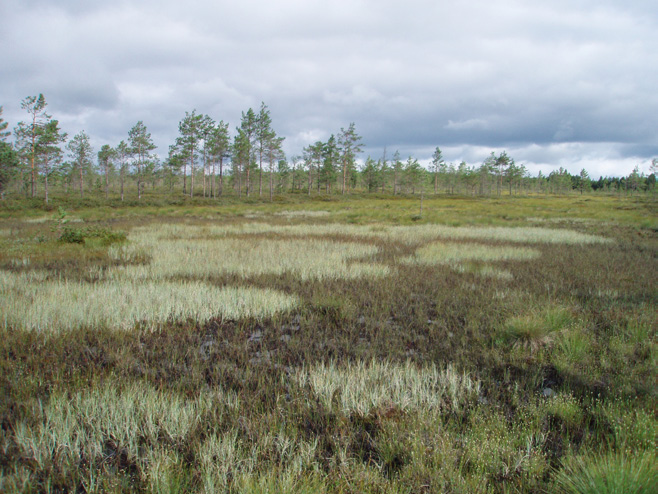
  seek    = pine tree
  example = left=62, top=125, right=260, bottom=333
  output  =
left=303, top=141, right=324, bottom=195
left=165, top=145, right=184, bottom=192
left=268, top=135, right=285, bottom=201
left=98, top=144, right=116, bottom=199
left=392, top=150, right=402, bottom=195
left=495, top=151, right=513, bottom=196
left=0, top=106, right=10, bottom=141
left=238, top=108, right=257, bottom=196
left=67, top=131, right=93, bottom=199
left=362, top=156, right=379, bottom=192
left=338, top=123, right=363, bottom=194
left=115, top=141, right=130, bottom=201
left=208, top=120, right=230, bottom=198
left=232, top=128, right=251, bottom=197
left=19, top=94, right=50, bottom=197
left=256, top=102, right=274, bottom=197
left=481, top=152, right=497, bottom=195
left=0, top=107, right=18, bottom=199
left=198, top=114, right=214, bottom=197
left=277, top=158, right=290, bottom=193
left=321, top=135, right=339, bottom=193
left=128, top=121, right=156, bottom=200
left=176, top=111, right=202, bottom=197
left=431, top=147, right=444, bottom=195
left=404, top=156, right=422, bottom=194
left=380, top=147, right=388, bottom=193
left=627, top=166, right=641, bottom=195
left=289, top=155, right=301, bottom=193
left=37, top=120, right=66, bottom=204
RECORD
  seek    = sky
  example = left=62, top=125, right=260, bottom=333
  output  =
left=1, top=0, right=657, bottom=178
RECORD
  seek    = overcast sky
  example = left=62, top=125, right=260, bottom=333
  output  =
left=1, top=0, right=657, bottom=177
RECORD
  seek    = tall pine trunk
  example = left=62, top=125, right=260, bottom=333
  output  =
left=44, top=161, right=49, bottom=204
left=219, top=157, right=223, bottom=197
left=342, top=161, right=346, bottom=194
left=137, top=163, right=142, bottom=200
left=79, top=161, right=84, bottom=199
left=259, top=155, right=263, bottom=196
left=31, top=122, right=36, bottom=198
left=183, top=160, right=187, bottom=195
left=246, top=167, right=250, bottom=197
left=190, top=155, right=194, bottom=197
left=212, top=159, right=216, bottom=198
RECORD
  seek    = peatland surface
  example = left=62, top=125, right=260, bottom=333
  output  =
left=0, top=193, right=656, bottom=493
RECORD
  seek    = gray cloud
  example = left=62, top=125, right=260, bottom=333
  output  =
left=1, top=0, right=656, bottom=177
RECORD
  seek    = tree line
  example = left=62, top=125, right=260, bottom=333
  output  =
left=1, top=94, right=656, bottom=202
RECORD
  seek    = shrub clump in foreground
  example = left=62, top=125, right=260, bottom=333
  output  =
left=58, top=224, right=127, bottom=245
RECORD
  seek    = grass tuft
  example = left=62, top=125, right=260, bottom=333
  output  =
left=501, top=306, right=576, bottom=350
left=554, top=450, right=657, bottom=494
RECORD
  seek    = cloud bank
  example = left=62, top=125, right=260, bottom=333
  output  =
left=1, top=0, right=657, bottom=177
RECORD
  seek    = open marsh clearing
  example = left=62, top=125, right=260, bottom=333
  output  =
left=0, top=196, right=656, bottom=493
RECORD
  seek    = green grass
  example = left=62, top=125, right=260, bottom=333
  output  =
left=0, top=194, right=655, bottom=492
left=5, top=191, right=654, bottom=228
left=554, top=451, right=657, bottom=494
left=500, top=305, right=576, bottom=350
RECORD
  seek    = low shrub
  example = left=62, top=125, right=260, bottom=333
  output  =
left=58, top=225, right=126, bottom=245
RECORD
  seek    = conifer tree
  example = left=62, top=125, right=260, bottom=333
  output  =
left=392, top=150, right=402, bottom=195
left=37, top=120, right=66, bottom=204
left=404, top=156, right=422, bottom=194
left=268, top=135, right=285, bottom=201
left=321, top=135, right=339, bottom=193
left=128, top=121, right=156, bottom=200
left=98, top=144, right=116, bottom=199
left=199, top=114, right=214, bottom=197
left=19, top=94, right=50, bottom=197
left=176, top=112, right=202, bottom=197
left=431, top=147, right=444, bottom=195
left=256, top=102, right=274, bottom=196
left=115, top=141, right=130, bottom=201
left=338, top=123, right=363, bottom=194
left=238, top=108, right=257, bottom=196
left=362, top=156, right=379, bottom=192
left=495, top=151, right=513, bottom=196
left=0, top=106, right=10, bottom=141
left=208, top=120, right=230, bottom=198
left=380, top=147, right=388, bottom=193
left=67, top=131, right=93, bottom=199
left=0, top=107, right=18, bottom=199
left=232, top=128, right=251, bottom=197
left=303, top=141, right=324, bottom=195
